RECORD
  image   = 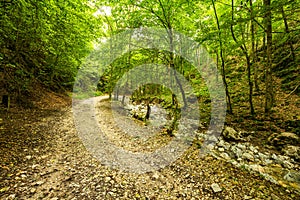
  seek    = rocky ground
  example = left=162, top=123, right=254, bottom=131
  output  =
left=0, top=95, right=300, bottom=199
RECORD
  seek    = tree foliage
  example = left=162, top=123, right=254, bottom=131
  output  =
left=94, top=0, right=299, bottom=116
left=0, top=0, right=98, bottom=98
left=1, top=0, right=299, bottom=117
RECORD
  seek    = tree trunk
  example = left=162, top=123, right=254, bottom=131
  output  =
left=231, top=0, right=255, bottom=115
left=250, top=0, right=260, bottom=92
left=168, top=28, right=187, bottom=109
left=2, top=95, right=10, bottom=110
left=281, top=6, right=295, bottom=61
left=264, top=0, right=274, bottom=115
left=212, top=0, right=233, bottom=114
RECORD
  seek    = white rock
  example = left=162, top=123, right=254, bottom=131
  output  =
left=35, top=181, right=44, bottom=185
left=242, top=152, right=254, bottom=161
left=218, top=139, right=231, bottom=149
left=283, top=171, right=300, bottom=182
left=152, top=173, right=160, bottom=180
left=211, top=183, right=222, bottom=193
left=25, top=155, right=32, bottom=160
left=237, top=143, right=246, bottom=150
left=261, top=159, right=273, bottom=166
left=104, top=177, right=111, bottom=183
left=8, top=194, right=16, bottom=199
left=282, top=160, right=294, bottom=169
left=244, top=195, right=253, bottom=200
left=231, top=146, right=243, bottom=158
left=30, top=188, right=36, bottom=193
left=258, top=152, right=268, bottom=160
left=249, top=164, right=264, bottom=173
left=249, top=145, right=258, bottom=154
left=282, top=145, right=300, bottom=160
left=271, top=154, right=278, bottom=160
left=220, top=152, right=231, bottom=160
left=218, top=147, right=225, bottom=152
left=222, top=127, right=243, bottom=141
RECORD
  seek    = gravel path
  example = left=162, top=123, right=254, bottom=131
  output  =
left=0, top=96, right=299, bottom=199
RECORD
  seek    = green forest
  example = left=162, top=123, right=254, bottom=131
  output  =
left=0, top=0, right=300, bottom=199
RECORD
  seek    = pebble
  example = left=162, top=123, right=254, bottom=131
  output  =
left=262, top=159, right=273, bottom=165
left=25, top=155, right=32, bottom=160
left=232, top=145, right=243, bottom=155
left=211, top=183, right=222, bottom=193
left=244, top=195, right=253, bottom=199
left=237, top=143, right=246, bottom=150
left=242, top=152, right=254, bottom=161
left=104, top=177, right=111, bottom=183
left=283, top=171, right=300, bottom=183
left=270, top=194, right=280, bottom=200
left=249, top=146, right=258, bottom=154
left=223, top=142, right=231, bottom=150
left=220, top=152, right=231, bottom=160
left=258, top=152, right=268, bottom=160
left=34, top=181, right=44, bottom=186
left=30, top=188, right=36, bottom=193
left=282, top=160, right=294, bottom=169
left=271, top=154, right=278, bottom=160
left=152, top=173, right=160, bottom=180
left=8, top=194, right=16, bottom=199
left=218, top=147, right=225, bottom=152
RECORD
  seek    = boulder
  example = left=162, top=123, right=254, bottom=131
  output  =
left=242, top=152, right=255, bottom=162
left=217, top=139, right=231, bottom=150
left=124, top=104, right=134, bottom=111
left=283, top=171, right=300, bottom=183
left=222, top=127, right=244, bottom=141
left=131, top=109, right=146, bottom=120
left=129, top=104, right=151, bottom=121
left=220, top=152, right=231, bottom=160
left=231, top=145, right=243, bottom=158
left=267, top=132, right=299, bottom=147
left=282, top=145, right=300, bottom=161
left=248, top=164, right=265, bottom=173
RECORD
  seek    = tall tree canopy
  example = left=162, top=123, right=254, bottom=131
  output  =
left=1, top=0, right=299, bottom=117
left=93, top=0, right=299, bottom=116
left=0, top=0, right=98, bottom=98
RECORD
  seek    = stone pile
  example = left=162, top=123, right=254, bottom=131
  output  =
left=125, top=103, right=148, bottom=120
left=124, top=103, right=169, bottom=126
left=123, top=102, right=300, bottom=190
left=196, top=127, right=300, bottom=190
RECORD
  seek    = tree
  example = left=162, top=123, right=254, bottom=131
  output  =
left=230, top=0, right=255, bottom=115
left=212, top=0, right=233, bottom=114
left=0, top=0, right=98, bottom=99
left=263, top=0, right=274, bottom=115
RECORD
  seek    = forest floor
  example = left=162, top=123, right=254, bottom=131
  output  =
left=0, top=91, right=300, bottom=199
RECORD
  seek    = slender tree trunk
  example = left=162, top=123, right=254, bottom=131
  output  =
left=250, top=0, right=260, bottom=92
left=216, top=49, right=219, bottom=82
left=264, top=0, right=274, bottom=115
left=168, top=28, right=187, bottom=109
left=122, top=33, right=132, bottom=104
left=281, top=6, right=295, bottom=61
left=231, top=0, right=255, bottom=115
left=106, top=16, right=114, bottom=100
left=212, top=0, right=233, bottom=114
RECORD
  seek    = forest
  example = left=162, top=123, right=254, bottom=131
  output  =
left=0, top=0, right=300, bottom=199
